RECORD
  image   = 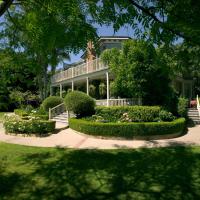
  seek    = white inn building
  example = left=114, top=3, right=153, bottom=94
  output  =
left=50, top=36, right=193, bottom=106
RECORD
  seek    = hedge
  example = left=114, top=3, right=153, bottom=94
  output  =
left=42, top=96, right=63, bottom=112
left=69, top=118, right=186, bottom=139
left=14, top=109, right=48, bottom=120
left=14, top=109, right=29, bottom=117
left=65, top=91, right=95, bottom=118
left=4, top=117, right=55, bottom=135
left=95, top=106, right=161, bottom=122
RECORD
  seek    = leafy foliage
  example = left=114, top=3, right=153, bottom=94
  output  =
left=42, top=96, right=63, bottom=112
left=4, top=115, right=55, bottom=134
left=90, top=0, right=200, bottom=46
left=69, top=118, right=185, bottom=138
left=1, top=0, right=98, bottom=99
left=178, top=97, right=189, bottom=118
left=65, top=91, right=95, bottom=118
left=101, top=40, right=175, bottom=107
left=158, top=110, right=175, bottom=122
left=95, top=106, right=161, bottom=122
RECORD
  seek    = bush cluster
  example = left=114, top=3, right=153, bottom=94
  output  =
left=177, top=97, right=188, bottom=118
left=69, top=118, right=186, bottom=138
left=4, top=115, right=55, bottom=134
left=14, top=109, right=29, bottom=117
left=158, top=110, right=175, bottom=122
left=42, top=96, right=63, bottom=112
left=65, top=91, right=95, bottom=118
left=95, top=106, right=162, bottom=122
left=14, top=108, right=48, bottom=120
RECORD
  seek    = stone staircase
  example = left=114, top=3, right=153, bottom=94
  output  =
left=52, top=112, right=68, bottom=129
left=188, top=108, right=200, bottom=125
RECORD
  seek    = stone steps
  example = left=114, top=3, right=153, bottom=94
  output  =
left=188, top=108, right=200, bottom=125
left=52, top=112, right=68, bottom=129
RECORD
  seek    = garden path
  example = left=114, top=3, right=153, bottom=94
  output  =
left=0, top=123, right=200, bottom=149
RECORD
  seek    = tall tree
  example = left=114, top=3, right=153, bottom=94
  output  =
left=1, top=0, right=97, bottom=99
left=101, top=40, right=176, bottom=110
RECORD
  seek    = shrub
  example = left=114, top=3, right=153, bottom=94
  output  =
left=42, top=96, right=63, bottom=112
left=4, top=115, right=55, bottom=134
left=69, top=118, right=185, bottom=139
left=95, top=106, right=161, bottom=122
left=65, top=91, right=95, bottom=118
left=30, top=114, right=49, bottom=120
left=159, top=110, right=175, bottom=122
left=14, top=109, right=29, bottom=117
left=9, top=90, right=24, bottom=107
left=178, top=97, right=188, bottom=118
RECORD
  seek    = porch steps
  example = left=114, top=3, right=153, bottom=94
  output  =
left=187, top=108, right=200, bottom=125
left=52, top=112, right=68, bottom=129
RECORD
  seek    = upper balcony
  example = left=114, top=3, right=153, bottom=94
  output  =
left=51, top=58, right=108, bottom=85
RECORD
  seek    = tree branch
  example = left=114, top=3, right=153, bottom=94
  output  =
left=0, top=0, right=14, bottom=17
left=127, top=0, right=195, bottom=43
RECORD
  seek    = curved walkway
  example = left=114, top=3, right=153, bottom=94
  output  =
left=0, top=123, right=200, bottom=149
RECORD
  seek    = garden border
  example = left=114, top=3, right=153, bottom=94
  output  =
left=69, top=118, right=186, bottom=140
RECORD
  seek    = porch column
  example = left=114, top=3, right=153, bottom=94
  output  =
left=50, top=86, right=53, bottom=96
left=72, top=80, right=74, bottom=91
left=59, top=84, right=63, bottom=98
left=86, top=77, right=89, bottom=95
left=106, top=72, right=109, bottom=106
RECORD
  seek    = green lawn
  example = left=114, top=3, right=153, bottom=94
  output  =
left=0, top=143, right=200, bottom=200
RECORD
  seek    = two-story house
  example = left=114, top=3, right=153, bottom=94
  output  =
left=50, top=36, right=193, bottom=106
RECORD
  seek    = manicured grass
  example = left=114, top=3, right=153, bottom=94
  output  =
left=0, top=143, right=200, bottom=199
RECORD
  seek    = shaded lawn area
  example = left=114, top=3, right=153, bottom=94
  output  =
left=0, top=143, right=200, bottom=200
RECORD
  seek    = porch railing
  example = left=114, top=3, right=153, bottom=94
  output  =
left=49, top=103, right=66, bottom=119
left=197, top=95, right=200, bottom=117
left=96, top=98, right=142, bottom=106
left=51, top=58, right=108, bottom=84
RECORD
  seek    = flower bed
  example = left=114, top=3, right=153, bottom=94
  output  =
left=69, top=118, right=186, bottom=139
left=3, top=115, right=55, bottom=135
left=95, top=106, right=174, bottom=122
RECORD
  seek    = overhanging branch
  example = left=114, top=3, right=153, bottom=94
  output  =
left=127, top=0, right=196, bottom=44
left=0, top=0, right=14, bottom=17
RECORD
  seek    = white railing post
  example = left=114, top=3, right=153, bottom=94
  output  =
left=49, top=108, right=51, bottom=120
left=86, top=77, right=89, bottom=95
left=60, top=84, right=62, bottom=98
left=48, top=103, right=66, bottom=120
left=72, top=67, right=74, bottom=78
left=67, top=110, right=70, bottom=120
left=197, top=95, right=200, bottom=117
left=106, top=72, right=109, bottom=107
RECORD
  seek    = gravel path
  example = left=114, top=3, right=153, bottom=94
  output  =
left=0, top=123, right=200, bottom=149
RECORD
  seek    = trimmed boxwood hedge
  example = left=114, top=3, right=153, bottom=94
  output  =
left=65, top=91, right=95, bottom=118
left=42, top=96, right=64, bottom=112
left=4, top=119, right=55, bottom=135
left=69, top=118, right=186, bottom=139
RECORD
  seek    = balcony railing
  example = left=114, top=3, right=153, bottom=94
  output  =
left=51, top=58, right=108, bottom=84
left=96, top=98, right=142, bottom=107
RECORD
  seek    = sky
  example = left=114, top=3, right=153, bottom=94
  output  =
left=66, top=24, right=134, bottom=65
